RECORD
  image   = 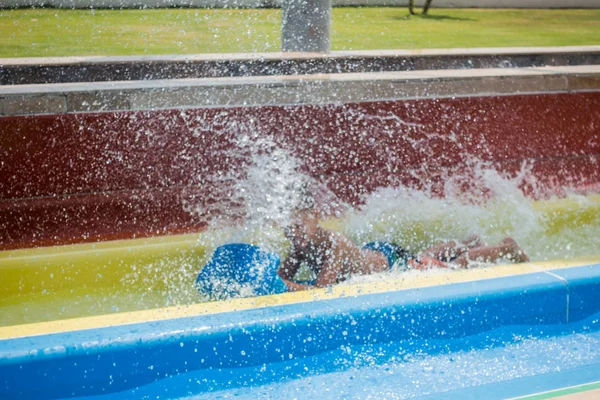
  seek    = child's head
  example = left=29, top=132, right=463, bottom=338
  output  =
left=284, top=210, right=318, bottom=249
left=295, top=180, right=316, bottom=212
left=284, top=182, right=319, bottom=248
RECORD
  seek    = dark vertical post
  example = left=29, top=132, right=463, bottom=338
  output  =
left=281, top=0, right=332, bottom=53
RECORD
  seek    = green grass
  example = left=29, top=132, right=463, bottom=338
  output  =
left=0, top=8, right=598, bottom=57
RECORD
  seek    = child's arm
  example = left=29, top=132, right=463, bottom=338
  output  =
left=314, top=262, right=340, bottom=288
left=280, top=278, right=312, bottom=291
left=279, top=251, right=314, bottom=291
left=314, top=233, right=353, bottom=288
left=278, top=248, right=302, bottom=281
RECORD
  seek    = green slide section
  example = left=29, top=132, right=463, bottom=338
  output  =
left=516, top=380, right=600, bottom=399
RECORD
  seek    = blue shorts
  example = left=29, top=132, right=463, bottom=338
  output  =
left=363, top=241, right=414, bottom=270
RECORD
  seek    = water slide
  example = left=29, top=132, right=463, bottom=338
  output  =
left=1, top=48, right=600, bottom=398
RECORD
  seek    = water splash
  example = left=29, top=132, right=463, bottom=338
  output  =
left=159, top=107, right=599, bottom=303
left=341, top=163, right=600, bottom=266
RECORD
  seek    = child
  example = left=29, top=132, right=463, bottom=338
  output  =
left=279, top=207, right=529, bottom=291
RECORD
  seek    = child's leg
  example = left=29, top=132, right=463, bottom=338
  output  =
left=421, top=234, right=482, bottom=262
left=462, top=234, right=484, bottom=249
left=454, top=237, right=529, bottom=268
left=421, top=241, right=465, bottom=261
left=421, top=235, right=482, bottom=262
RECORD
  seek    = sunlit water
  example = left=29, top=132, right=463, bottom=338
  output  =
left=9, top=169, right=599, bottom=326
left=192, top=164, right=600, bottom=291
left=93, top=312, right=600, bottom=400
left=4, top=108, right=600, bottom=400
left=4, top=110, right=600, bottom=326
left=184, top=108, right=600, bottom=285
left=50, top=144, right=600, bottom=319
left=341, top=168, right=600, bottom=266
left=143, top=108, right=600, bottom=303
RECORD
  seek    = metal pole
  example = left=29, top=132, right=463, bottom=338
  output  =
left=281, top=0, right=332, bottom=53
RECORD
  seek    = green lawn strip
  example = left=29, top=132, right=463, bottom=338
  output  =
left=513, top=380, right=600, bottom=400
left=0, top=8, right=598, bottom=57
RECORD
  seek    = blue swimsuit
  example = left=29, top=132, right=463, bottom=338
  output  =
left=362, top=241, right=415, bottom=270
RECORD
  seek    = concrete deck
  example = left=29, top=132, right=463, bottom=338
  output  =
left=1, top=64, right=599, bottom=115
left=2, top=46, right=599, bottom=85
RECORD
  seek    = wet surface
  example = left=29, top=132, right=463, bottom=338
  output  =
left=87, top=312, right=600, bottom=400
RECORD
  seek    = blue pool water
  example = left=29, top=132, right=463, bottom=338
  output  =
left=92, top=312, right=600, bottom=400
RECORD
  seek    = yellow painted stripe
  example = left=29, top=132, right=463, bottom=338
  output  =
left=528, top=256, right=600, bottom=271
left=2, top=255, right=598, bottom=341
